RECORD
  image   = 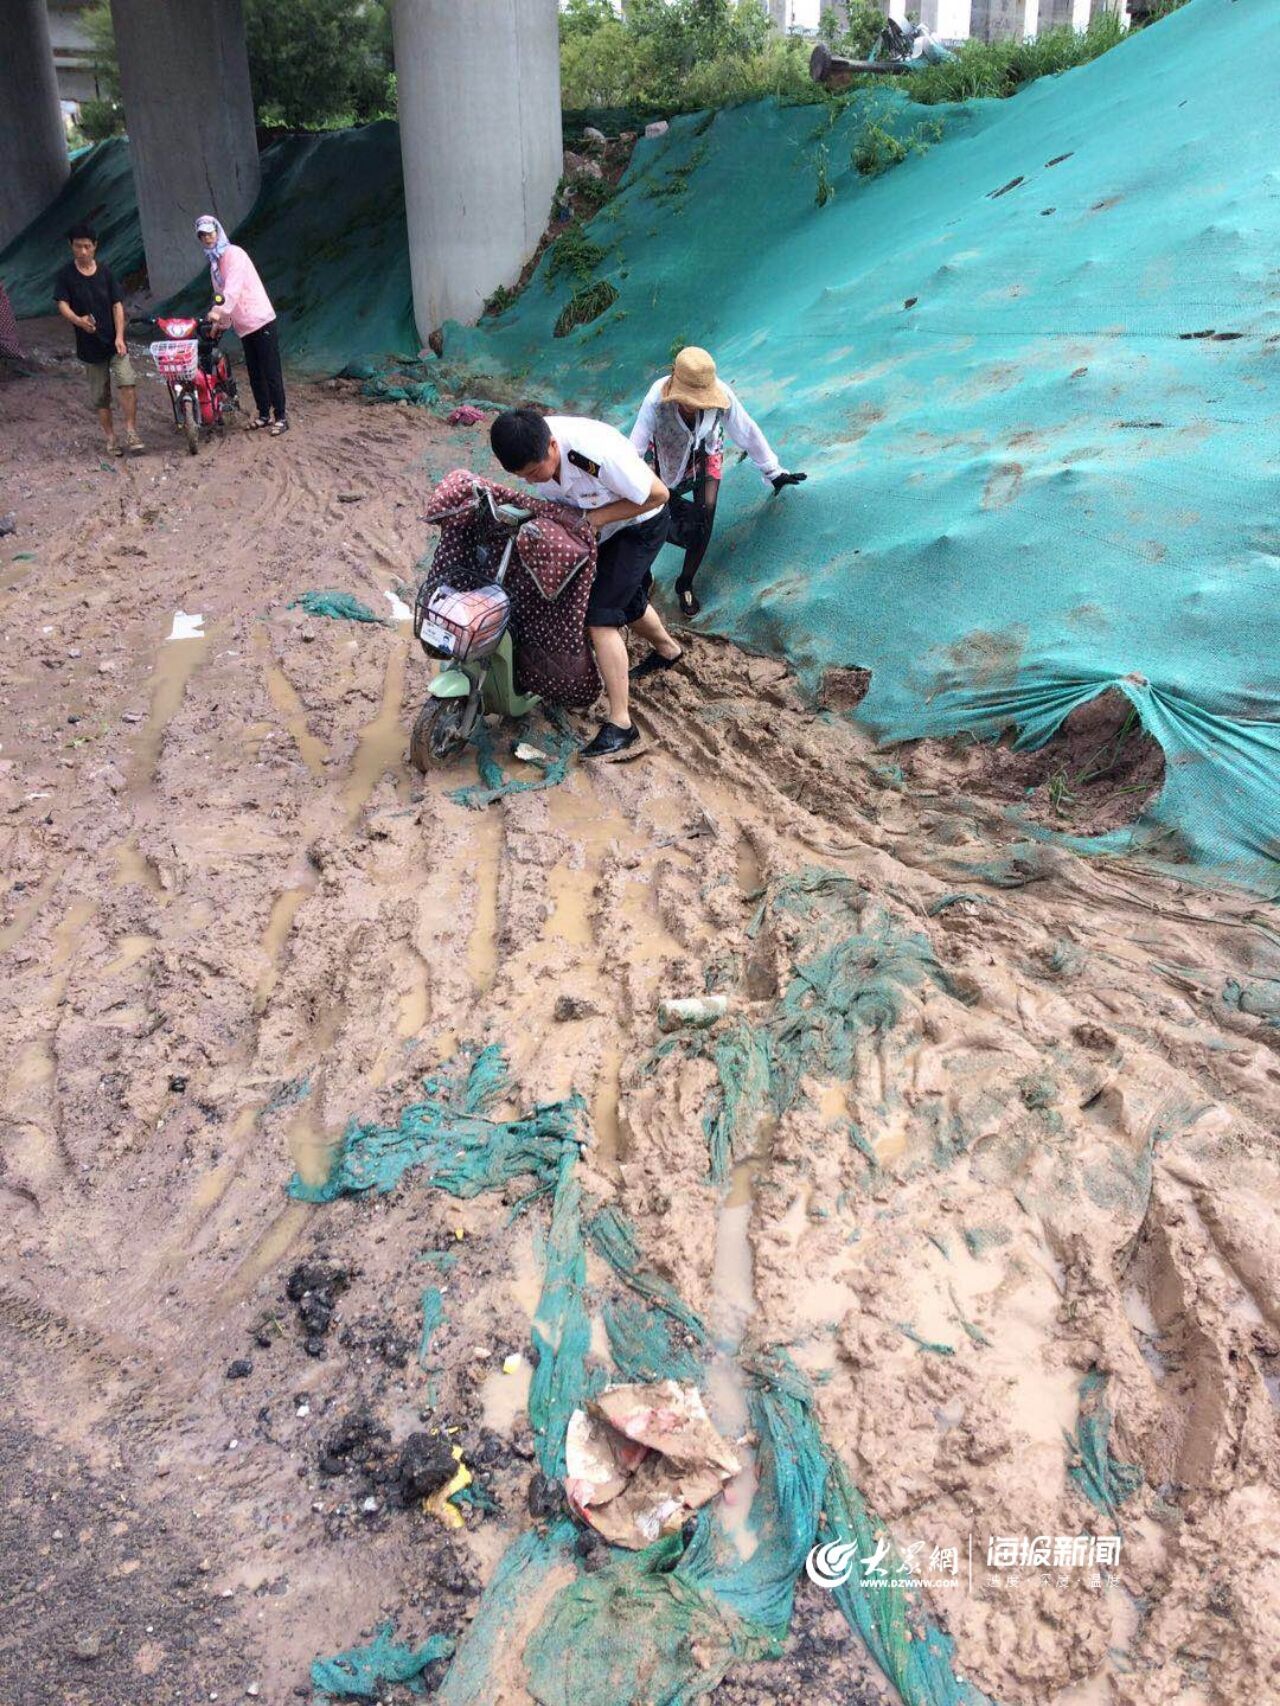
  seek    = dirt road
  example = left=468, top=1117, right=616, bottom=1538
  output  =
left=1, top=325, right=1277, bottom=1704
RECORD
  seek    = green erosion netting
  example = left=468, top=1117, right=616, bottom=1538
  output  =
left=302, top=1044, right=991, bottom=1705
left=0, top=138, right=144, bottom=311
left=311, top=1622, right=455, bottom=1700
left=2, top=124, right=415, bottom=377
left=447, top=711, right=581, bottom=811
left=445, top=0, right=1280, bottom=890
left=1066, top=1369, right=1143, bottom=1518
left=288, top=590, right=386, bottom=624
left=824, top=1457, right=993, bottom=1706
left=672, top=871, right=970, bottom=1184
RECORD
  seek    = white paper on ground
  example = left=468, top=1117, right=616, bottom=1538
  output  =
left=384, top=589, right=413, bottom=622
left=169, top=611, right=205, bottom=641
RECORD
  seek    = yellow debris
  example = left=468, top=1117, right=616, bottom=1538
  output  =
left=424, top=1445, right=471, bottom=1531
left=503, top=1353, right=524, bottom=1375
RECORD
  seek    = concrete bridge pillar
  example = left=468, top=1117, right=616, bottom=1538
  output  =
left=0, top=0, right=70, bottom=250
left=393, top=0, right=562, bottom=339
left=109, top=0, right=260, bottom=297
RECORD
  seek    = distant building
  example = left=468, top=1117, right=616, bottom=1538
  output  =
left=45, top=0, right=102, bottom=108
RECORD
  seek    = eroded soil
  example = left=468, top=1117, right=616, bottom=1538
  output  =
left=2, top=324, right=1278, bottom=1705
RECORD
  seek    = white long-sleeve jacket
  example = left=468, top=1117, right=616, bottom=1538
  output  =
left=629, top=375, right=782, bottom=490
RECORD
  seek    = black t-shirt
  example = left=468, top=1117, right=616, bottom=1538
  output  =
left=54, top=260, right=122, bottom=363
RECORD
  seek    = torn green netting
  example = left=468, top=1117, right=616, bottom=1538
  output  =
left=288, top=590, right=386, bottom=624
left=436, top=1523, right=579, bottom=1706
left=603, top=1295, right=702, bottom=1384
left=1066, top=1369, right=1143, bottom=1518
left=361, top=362, right=440, bottom=408
left=418, top=1286, right=445, bottom=1367
left=292, top=1047, right=996, bottom=1706
left=448, top=713, right=579, bottom=810
left=530, top=1147, right=604, bottom=1476
left=1222, top=976, right=1280, bottom=1025
left=683, top=874, right=964, bottom=1181
left=588, top=1204, right=709, bottom=1344
left=704, top=1019, right=772, bottom=1185
left=311, top=1622, right=455, bottom=1700
left=824, top=1456, right=994, bottom=1706
left=288, top=1044, right=584, bottom=1203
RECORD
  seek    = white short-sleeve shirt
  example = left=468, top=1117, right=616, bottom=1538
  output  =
left=534, top=415, right=663, bottom=543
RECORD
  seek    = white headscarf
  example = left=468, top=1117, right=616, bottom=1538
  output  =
left=195, top=215, right=230, bottom=292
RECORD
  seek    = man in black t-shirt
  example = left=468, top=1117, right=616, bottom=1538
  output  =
left=54, top=223, right=144, bottom=456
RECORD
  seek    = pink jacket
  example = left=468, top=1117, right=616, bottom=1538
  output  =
left=212, top=244, right=275, bottom=338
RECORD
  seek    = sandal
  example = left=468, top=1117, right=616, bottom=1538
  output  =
left=247, top=415, right=270, bottom=431
left=269, top=418, right=290, bottom=437
left=677, top=582, right=701, bottom=618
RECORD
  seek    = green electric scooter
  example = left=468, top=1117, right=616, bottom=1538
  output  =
left=409, top=490, right=540, bottom=773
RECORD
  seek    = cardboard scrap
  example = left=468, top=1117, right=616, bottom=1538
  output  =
left=563, top=1380, right=741, bottom=1550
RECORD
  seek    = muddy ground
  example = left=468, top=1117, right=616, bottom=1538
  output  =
left=2, top=322, right=1278, bottom=1706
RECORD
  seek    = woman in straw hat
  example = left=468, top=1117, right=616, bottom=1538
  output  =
left=629, top=346, right=806, bottom=618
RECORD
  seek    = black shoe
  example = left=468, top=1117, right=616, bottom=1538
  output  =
left=676, top=581, right=701, bottom=617
left=582, top=721, right=639, bottom=759
left=629, top=647, right=684, bottom=681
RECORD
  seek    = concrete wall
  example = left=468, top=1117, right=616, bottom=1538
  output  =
left=393, top=0, right=563, bottom=339
left=0, top=0, right=70, bottom=251
left=109, top=0, right=260, bottom=298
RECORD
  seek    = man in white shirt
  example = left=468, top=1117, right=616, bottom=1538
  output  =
left=630, top=346, right=806, bottom=617
left=490, top=408, right=681, bottom=759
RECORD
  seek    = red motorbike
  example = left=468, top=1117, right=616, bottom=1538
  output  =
left=142, top=304, right=238, bottom=454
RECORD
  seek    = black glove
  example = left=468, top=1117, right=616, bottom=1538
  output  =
left=770, top=471, right=807, bottom=492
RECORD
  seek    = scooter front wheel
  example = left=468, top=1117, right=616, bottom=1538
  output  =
left=180, top=395, right=199, bottom=456
left=410, top=698, right=467, bottom=773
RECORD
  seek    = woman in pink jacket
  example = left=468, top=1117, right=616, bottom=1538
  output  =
left=195, top=214, right=289, bottom=436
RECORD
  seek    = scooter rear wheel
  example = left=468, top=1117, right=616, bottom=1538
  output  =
left=410, top=698, right=467, bottom=773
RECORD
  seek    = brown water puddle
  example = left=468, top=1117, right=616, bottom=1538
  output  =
left=129, top=627, right=211, bottom=790
left=591, top=1041, right=627, bottom=1166
left=254, top=883, right=314, bottom=1014
left=344, top=641, right=408, bottom=819
left=101, top=932, right=155, bottom=979
left=264, top=659, right=328, bottom=779
left=113, top=838, right=164, bottom=895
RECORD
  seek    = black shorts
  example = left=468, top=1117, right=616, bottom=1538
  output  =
left=586, top=507, right=670, bottom=627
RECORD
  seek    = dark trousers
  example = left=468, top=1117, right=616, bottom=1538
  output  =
left=241, top=322, right=287, bottom=421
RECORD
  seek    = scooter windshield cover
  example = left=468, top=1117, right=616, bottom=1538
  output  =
left=156, top=317, right=198, bottom=338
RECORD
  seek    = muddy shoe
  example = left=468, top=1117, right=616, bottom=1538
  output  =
left=125, top=430, right=145, bottom=455
left=105, top=437, right=123, bottom=457
left=582, top=721, right=639, bottom=759
left=629, top=646, right=683, bottom=681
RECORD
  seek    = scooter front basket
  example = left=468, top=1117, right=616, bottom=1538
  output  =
left=416, top=581, right=510, bottom=662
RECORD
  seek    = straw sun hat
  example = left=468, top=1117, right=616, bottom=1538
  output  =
left=662, top=346, right=730, bottom=411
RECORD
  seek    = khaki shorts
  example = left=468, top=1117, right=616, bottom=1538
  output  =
left=84, top=351, right=137, bottom=409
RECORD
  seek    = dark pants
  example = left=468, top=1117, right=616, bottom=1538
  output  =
left=667, top=463, right=720, bottom=592
left=241, top=322, right=287, bottom=422
left=587, top=507, right=670, bottom=626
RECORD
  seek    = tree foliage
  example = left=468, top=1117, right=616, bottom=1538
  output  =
left=560, top=0, right=812, bottom=111
left=242, top=0, right=394, bottom=129
left=79, top=0, right=394, bottom=135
